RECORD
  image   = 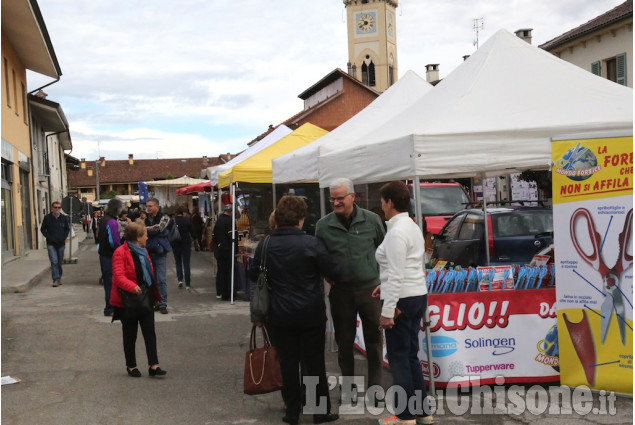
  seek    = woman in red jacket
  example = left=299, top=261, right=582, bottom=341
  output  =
left=111, top=220, right=167, bottom=378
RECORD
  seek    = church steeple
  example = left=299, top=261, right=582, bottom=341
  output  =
left=344, top=0, right=398, bottom=92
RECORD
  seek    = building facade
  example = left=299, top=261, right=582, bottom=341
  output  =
left=540, top=1, right=633, bottom=88
left=1, top=0, right=62, bottom=259
left=67, top=155, right=225, bottom=202
left=29, top=92, right=72, bottom=249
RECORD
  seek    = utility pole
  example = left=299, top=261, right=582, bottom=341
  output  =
left=95, top=141, right=101, bottom=202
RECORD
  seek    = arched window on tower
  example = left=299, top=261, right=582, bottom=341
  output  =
left=362, top=55, right=376, bottom=87
left=388, top=54, right=395, bottom=86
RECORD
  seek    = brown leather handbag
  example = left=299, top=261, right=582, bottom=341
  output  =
left=243, top=325, right=283, bottom=395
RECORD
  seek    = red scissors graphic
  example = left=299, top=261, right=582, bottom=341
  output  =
left=570, top=208, right=633, bottom=345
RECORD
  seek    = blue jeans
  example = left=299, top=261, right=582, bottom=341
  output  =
left=150, top=254, right=168, bottom=308
left=173, top=244, right=191, bottom=286
left=384, top=295, right=429, bottom=420
left=46, top=244, right=65, bottom=282
left=99, top=256, right=114, bottom=315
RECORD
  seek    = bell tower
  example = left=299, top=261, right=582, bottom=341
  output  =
left=344, top=0, right=398, bottom=92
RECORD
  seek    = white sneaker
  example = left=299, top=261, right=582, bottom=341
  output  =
left=177, top=281, right=183, bottom=288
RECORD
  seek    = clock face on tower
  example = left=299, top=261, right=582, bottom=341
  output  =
left=355, top=11, right=377, bottom=34
left=386, top=10, right=395, bottom=38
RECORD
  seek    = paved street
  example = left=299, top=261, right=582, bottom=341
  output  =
left=1, top=239, right=632, bottom=425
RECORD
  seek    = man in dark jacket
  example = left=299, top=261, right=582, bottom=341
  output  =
left=144, top=198, right=171, bottom=314
left=40, top=201, right=71, bottom=287
left=212, top=204, right=236, bottom=300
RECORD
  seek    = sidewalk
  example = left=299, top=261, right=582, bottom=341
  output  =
left=1, top=224, right=87, bottom=294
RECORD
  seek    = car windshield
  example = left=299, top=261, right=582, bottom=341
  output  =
left=493, top=211, right=553, bottom=237
left=417, top=186, right=471, bottom=216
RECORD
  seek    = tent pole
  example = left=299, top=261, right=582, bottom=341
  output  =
left=414, top=175, right=435, bottom=395
left=230, top=182, right=236, bottom=305
left=272, top=183, right=277, bottom=210
left=481, top=173, right=491, bottom=265
left=319, top=187, right=326, bottom=218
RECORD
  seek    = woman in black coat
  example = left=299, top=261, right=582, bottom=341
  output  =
left=248, top=196, right=341, bottom=425
left=171, top=206, right=196, bottom=289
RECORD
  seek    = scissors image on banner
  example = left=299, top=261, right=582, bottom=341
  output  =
left=570, top=208, right=633, bottom=345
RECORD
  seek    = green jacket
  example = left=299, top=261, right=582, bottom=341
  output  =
left=315, top=206, right=385, bottom=290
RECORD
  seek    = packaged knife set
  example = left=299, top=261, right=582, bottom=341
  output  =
left=426, top=264, right=555, bottom=293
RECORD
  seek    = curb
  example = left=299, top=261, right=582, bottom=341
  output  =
left=1, top=266, right=50, bottom=294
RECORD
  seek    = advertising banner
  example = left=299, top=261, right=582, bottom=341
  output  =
left=552, top=136, right=633, bottom=394
left=355, top=289, right=559, bottom=387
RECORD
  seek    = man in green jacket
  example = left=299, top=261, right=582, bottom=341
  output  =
left=315, top=177, right=385, bottom=404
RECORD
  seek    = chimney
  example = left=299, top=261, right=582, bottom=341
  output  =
left=514, top=28, right=533, bottom=44
left=425, top=64, right=440, bottom=83
left=34, top=90, right=48, bottom=99
left=128, top=154, right=134, bottom=165
left=80, top=158, right=86, bottom=169
left=99, top=156, right=106, bottom=167
left=87, top=166, right=93, bottom=177
left=463, top=55, right=471, bottom=61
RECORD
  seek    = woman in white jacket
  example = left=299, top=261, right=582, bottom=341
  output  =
left=373, top=180, right=432, bottom=425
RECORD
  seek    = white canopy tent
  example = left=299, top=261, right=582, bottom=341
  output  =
left=319, top=29, right=633, bottom=186
left=145, top=176, right=209, bottom=207
left=206, top=125, right=292, bottom=187
left=272, top=70, right=432, bottom=184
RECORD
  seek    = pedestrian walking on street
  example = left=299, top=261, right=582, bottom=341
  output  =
left=82, top=213, right=91, bottom=235
left=98, top=199, right=124, bottom=317
left=171, top=205, right=195, bottom=289
left=249, top=196, right=341, bottom=425
left=144, top=198, right=172, bottom=314
left=314, top=177, right=386, bottom=404
left=40, top=201, right=71, bottom=287
left=92, top=210, right=102, bottom=244
left=111, top=221, right=166, bottom=378
left=372, top=181, right=433, bottom=425
left=212, top=204, right=236, bottom=300
left=191, top=206, right=204, bottom=251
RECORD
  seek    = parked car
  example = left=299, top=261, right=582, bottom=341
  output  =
left=408, top=182, right=473, bottom=235
left=431, top=206, right=553, bottom=267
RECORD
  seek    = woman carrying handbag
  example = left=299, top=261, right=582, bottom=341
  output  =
left=248, top=196, right=341, bottom=425
left=111, top=220, right=167, bottom=378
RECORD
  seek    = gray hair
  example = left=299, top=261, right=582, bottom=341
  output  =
left=105, top=198, right=124, bottom=218
left=329, top=178, right=354, bottom=194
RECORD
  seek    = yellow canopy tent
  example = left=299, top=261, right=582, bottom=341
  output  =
left=217, top=123, right=328, bottom=188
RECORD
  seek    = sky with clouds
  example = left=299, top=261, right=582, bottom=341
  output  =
left=28, top=0, right=624, bottom=161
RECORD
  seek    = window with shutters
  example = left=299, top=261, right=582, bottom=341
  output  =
left=616, top=52, right=627, bottom=86
left=607, top=57, right=617, bottom=82
left=591, top=61, right=601, bottom=76
left=603, top=53, right=627, bottom=86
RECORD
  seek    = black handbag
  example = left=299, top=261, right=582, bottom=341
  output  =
left=168, top=221, right=181, bottom=243
left=250, top=236, right=271, bottom=322
left=119, top=283, right=153, bottom=319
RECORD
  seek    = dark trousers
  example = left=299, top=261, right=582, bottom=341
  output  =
left=121, top=310, right=159, bottom=368
left=99, top=256, right=113, bottom=314
left=271, top=324, right=332, bottom=419
left=329, top=286, right=383, bottom=389
left=385, top=295, right=429, bottom=420
left=173, top=243, right=192, bottom=286
left=214, top=250, right=231, bottom=299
